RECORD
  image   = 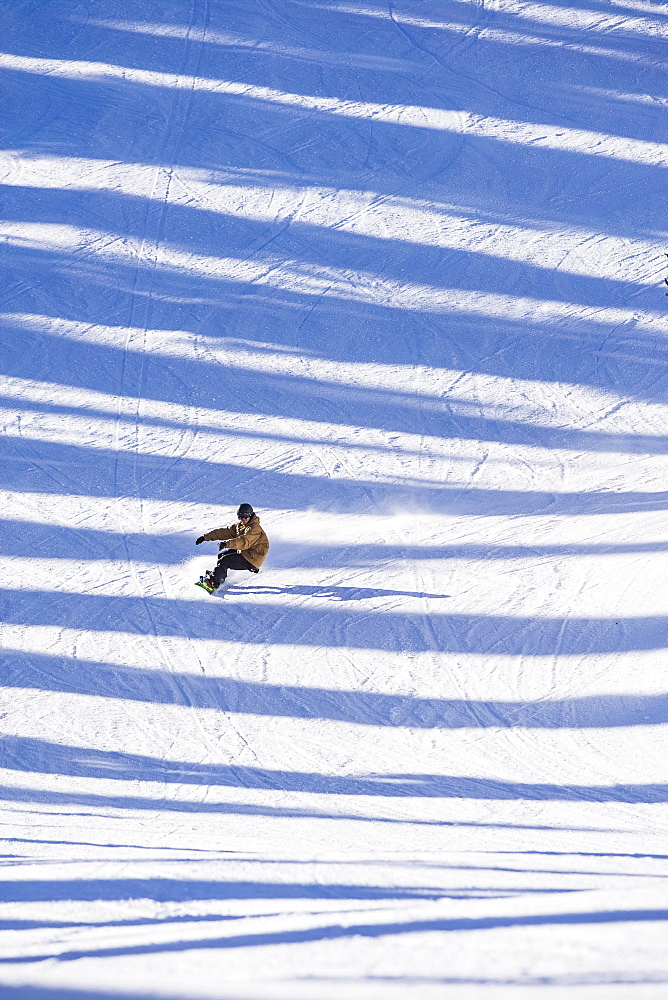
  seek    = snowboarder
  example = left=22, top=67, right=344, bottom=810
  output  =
left=195, top=503, right=269, bottom=593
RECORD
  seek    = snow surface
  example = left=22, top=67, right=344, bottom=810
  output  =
left=1, top=0, right=668, bottom=996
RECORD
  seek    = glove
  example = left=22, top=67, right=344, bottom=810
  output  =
left=195, top=535, right=205, bottom=545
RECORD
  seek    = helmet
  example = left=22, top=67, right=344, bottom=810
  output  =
left=237, top=503, right=254, bottom=519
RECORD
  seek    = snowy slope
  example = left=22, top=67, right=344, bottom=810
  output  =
left=1, top=0, right=668, bottom=996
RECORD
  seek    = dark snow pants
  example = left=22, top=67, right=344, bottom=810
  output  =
left=212, top=549, right=257, bottom=588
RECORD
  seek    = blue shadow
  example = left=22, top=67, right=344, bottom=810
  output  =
left=3, top=907, right=668, bottom=963
left=3, top=519, right=668, bottom=565
left=3, top=436, right=668, bottom=516
left=2, top=589, right=667, bottom=656
left=3, top=649, right=666, bottom=729
left=2, top=737, right=667, bottom=803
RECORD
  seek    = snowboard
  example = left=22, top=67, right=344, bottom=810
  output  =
left=195, top=572, right=215, bottom=595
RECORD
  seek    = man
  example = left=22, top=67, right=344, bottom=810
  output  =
left=195, top=503, right=269, bottom=592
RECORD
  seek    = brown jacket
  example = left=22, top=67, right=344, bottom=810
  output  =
left=202, top=514, right=269, bottom=570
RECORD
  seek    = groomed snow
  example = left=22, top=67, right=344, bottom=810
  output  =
left=1, top=0, right=668, bottom=997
